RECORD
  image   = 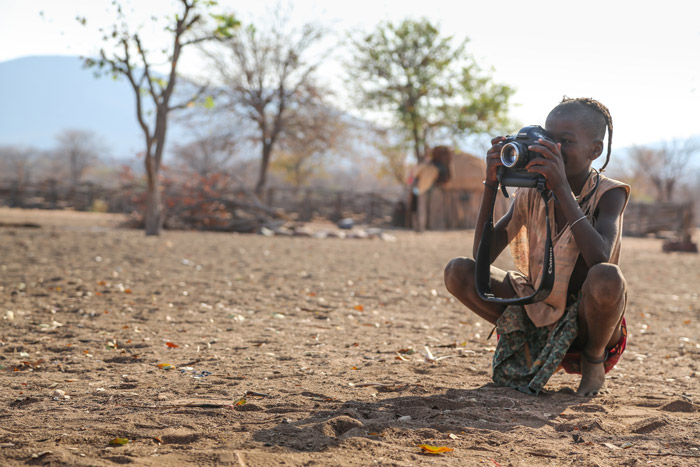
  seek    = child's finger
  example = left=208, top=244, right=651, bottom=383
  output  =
left=525, top=165, right=548, bottom=182
left=527, top=144, right=555, bottom=159
left=525, top=158, right=550, bottom=172
left=535, top=139, right=562, bottom=158
left=537, top=138, right=557, bottom=149
left=529, top=142, right=564, bottom=162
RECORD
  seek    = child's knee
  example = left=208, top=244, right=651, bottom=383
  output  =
left=443, top=257, right=475, bottom=293
left=584, top=263, right=625, bottom=302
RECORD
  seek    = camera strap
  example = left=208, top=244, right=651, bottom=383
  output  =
left=474, top=184, right=555, bottom=305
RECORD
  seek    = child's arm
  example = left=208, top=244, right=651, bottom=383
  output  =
left=526, top=139, right=627, bottom=266
left=559, top=187, right=627, bottom=266
left=472, top=136, right=514, bottom=260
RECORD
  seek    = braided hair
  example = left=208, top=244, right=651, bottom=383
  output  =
left=558, top=96, right=613, bottom=172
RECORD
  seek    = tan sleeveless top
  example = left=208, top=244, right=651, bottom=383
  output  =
left=505, top=173, right=630, bottom=327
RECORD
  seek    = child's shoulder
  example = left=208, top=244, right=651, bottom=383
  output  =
left=599, top=174, right=629, bottom=190
left=598, top=174, right=631, bottom=201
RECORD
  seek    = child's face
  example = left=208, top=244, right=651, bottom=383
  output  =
left=545, top=108, right=603, bottom=180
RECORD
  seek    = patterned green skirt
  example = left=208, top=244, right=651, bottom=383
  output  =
left=492, top=300, right=579, bottom=395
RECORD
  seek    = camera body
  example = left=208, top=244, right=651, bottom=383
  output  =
left=498, top=125, right=554, bottom=189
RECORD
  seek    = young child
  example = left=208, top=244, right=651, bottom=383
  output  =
left=444, top=97, right=630, bottom=396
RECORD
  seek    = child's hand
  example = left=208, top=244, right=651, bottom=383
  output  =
left=485, top=136, right=507, bottom=185
left=525, top=138, right=569, bottom=194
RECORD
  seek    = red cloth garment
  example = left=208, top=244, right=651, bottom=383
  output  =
left=558, top=318, right=627, bottom=374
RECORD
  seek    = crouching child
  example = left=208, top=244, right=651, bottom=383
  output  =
left=444, top=97, right=630, bottom=396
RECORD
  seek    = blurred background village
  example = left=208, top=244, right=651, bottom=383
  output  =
left=0, top=0, right=698, bottom=249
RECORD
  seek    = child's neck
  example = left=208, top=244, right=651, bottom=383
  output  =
left=568, top=169, right=594, bottom=197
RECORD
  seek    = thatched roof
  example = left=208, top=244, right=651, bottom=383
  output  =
left=406, top=148, right=510, bottom=231
left=410, top=150, right=485, bottom=193
left=441, top=151, right=485, bottom=192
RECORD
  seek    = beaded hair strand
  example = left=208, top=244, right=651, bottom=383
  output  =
left=559, top=96, right=613, bottom=172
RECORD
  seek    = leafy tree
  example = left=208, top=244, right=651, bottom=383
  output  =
left=348, top=18, right=514, bottom=163
left=81, top=0, right=239, bottom=235
left=205, top=16, right=331, bottom=197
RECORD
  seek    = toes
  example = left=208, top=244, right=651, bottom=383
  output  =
left=575, top=385, right=604, bottom=397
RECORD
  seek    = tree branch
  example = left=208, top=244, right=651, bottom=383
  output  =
left=115, top=41, right=152, bottom=148
left=168, top=82, right=210, bottom=112
left=133, top=34, right=160, bottom=102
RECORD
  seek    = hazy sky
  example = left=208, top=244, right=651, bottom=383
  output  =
left=1, top=0, right=699, bottom=151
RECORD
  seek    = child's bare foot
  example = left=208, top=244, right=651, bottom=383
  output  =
left=576, top=351, right=607, bottom=397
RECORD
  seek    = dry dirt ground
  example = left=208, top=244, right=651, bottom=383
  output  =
left=0, top=207, right=699, bottom=467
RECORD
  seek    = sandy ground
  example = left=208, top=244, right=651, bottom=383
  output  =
left=0, top=207, right=699, bottom=466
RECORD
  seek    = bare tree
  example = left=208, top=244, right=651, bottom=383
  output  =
left=206, top=16, right=331, bottom=196
left=172, top=129, right=237, bottom=177
left=0, top=145, right=37, bottom=207
left=628, top=137, right=700, bottom=202
left=54, top=129, right=105, bottom=185
left=80, top=0, right=239, bottom=235
left=272, top=103, right=346, bottom=190
left=0, top=145, right=36, bottom=183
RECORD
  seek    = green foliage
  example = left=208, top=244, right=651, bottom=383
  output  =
left=80, top=2, right=240, bottom=83
left=348, top=18, right=514, bottom=161
left=150, top=77, right=167, bottom=89
left=211, top=13, right=240, bottom=39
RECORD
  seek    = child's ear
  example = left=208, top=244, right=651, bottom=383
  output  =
left=591, top=140, right=604, bottom=160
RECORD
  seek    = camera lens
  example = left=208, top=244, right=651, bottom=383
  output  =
left=500, top=143, right=520, bottom=167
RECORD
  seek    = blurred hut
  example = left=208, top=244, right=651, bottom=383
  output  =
left=405, top=146, right=510, bottom=231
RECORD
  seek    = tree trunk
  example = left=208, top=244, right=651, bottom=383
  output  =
left=665, top=180, right=675, bottom=202
left=406, top=93, right=424, bottom=163
left=144, top=154, right=162, bottom=236
left=255, top=143, right=272, bottom=197
left=411, top=116, right=422, bottom=163
left=414, top=191, right=428, bottom=232
left=144, top=178, right=162, bottom=236
left=143, top=104, right=169, bottom=236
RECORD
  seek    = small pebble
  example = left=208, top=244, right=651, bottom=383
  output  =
left=52, top=389, right=69, bottom=400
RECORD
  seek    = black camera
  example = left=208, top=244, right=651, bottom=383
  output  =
left=476, top=125, right=557, bottom=306
left=498, top=125, right=554, bottom=190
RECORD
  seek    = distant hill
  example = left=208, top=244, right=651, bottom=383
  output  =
left=0, top=55, right=188, bottom=158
